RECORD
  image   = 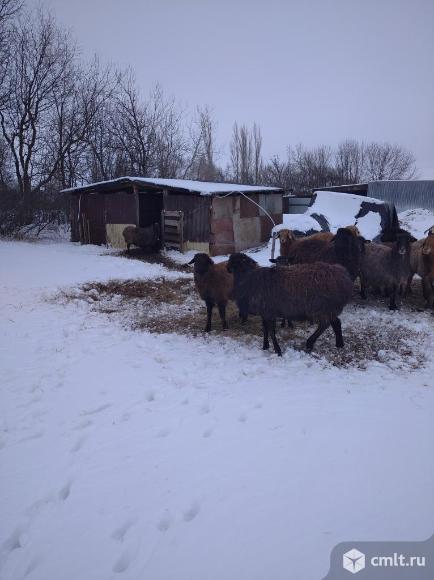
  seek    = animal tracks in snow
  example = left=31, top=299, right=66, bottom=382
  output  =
left=58, top=480, right=72, bottom=501
left=182, top=502, right=200, bottom=522
left=70, top=435, right=87, bottom=453
left=112, top=551, right=131, bottom=573
left=81, top=403, right=111, bottom=416
left=112, top=519, right=136, bottom=543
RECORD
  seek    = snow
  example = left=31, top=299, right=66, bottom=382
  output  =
left=399, top=208, right=434, bottom=239
left=63, top=176, right=282, bottom=196
left=276, top=191, right=384, bottom=240
left=1, top=240, right=434, bottom=580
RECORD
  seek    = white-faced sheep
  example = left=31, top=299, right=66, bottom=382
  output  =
left=360, top=232, right=412, bottom=310
left=188, top=253, right=234, bottom=332
left=227, top=253, right=354, bottom=355
left=122, top=224, right=160, bottom=253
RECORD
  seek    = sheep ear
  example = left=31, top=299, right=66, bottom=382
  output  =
left=269, top=258, right=277, bottom=263
left=187, top=257, right=195, bottom=265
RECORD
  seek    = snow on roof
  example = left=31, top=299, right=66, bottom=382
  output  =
left=273, top=190, right=385, bottom=239
left=62, top=177, right=283, bottom=196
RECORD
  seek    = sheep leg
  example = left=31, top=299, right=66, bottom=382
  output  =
left=388, top=284, right=398, bottom=310
left=331, top=317, right=344, bottom=348
left=360, top=277, right=367, bottom=300
left=205, top=300, right=214, bottom=332
left=217, top=302, right=228, bottom=330
left=262, top=318, right=270, bottom=350
left=269, top=320, right=282, bottom=356
left=237, top=299, right=248, bottom=323
left=422, top=276, right=433, bottom=308
left=306, top=322, right=330, bottom=351
left=127, top=243, right=131, bottom=254
left=405, top=274, right=413, bottom=295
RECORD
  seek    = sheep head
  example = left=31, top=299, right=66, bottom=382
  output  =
left=422, top=236, right=434, bottom=256
left=345, top=224, right=361, bottom=237
left=395, top=233, right=412, bottom=256
left=278, top=229, right=296, bottom=243
left=188, top=253, right=214, bottom=275
left=227, top=253, right=258, bottom=274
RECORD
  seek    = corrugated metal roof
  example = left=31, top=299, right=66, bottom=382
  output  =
left=367, top=181, right=434, bottom=212
left=62, top=177, right=283, bottom=197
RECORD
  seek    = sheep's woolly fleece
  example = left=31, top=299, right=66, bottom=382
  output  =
left=1, top=239, right=433, bottom=580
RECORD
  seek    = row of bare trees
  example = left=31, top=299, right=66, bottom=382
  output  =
left=0, top=0, right=418, bottom=235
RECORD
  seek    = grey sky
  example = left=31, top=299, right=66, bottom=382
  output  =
left=36, top=0, right=434, bottom=177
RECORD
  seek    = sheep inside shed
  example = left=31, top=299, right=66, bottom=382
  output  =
left=122, top=224, right=161, bottom=253
left=227, top=253, right=354, bottom=355
left=187, top=253, right=235, bottom=332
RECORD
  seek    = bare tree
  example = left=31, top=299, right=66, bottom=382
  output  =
left=334, top=140, right=364, bottom=184
left=183, top=107, right=220, bottom=181
left=362, top=142, right=417, bottom=181
left=229, top=122, right=263, bottom=184
left=0, top=10, right=77, bottom=213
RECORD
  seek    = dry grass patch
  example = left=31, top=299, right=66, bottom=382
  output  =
left=56, top=276, right=431, bottom=370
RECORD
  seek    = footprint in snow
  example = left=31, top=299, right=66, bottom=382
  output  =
left=2, top=527, right=25, bottom=554
left=73, top=419, right=93, bottom=431
left=202, top=427, right=213, bottom=438
left=18, top=430, right=44, bottom=443
left=112, top=552, right=131, bottom=573
left=81, top=403, right=111, bottom=416
left=146, top=390, right=155, bottom=402
left=183, top=502, right=200, bottom=522
left=156, top=428, right=170, bottom=439
left=238, top=413, right=247, bottom=423
left=157, top=513, right=172, bottom=532
left=112, top=519, right=136, bottom=543
left=58, top=481, right=72, bottom=501
left=70, top=436, right=86, bottom=453
left=199, top=404, right=210, bottom=415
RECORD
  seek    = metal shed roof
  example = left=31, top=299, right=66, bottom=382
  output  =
left=313, top=180, right=434, bottom=212
left=63, top=177, right=283, bottom=196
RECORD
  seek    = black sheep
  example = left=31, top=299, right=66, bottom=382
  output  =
left=227, top=253, right=354, bottom=356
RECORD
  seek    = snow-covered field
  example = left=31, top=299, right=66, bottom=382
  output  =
left=1, top=240, right=434, bottom=580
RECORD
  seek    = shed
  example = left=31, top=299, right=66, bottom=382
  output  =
left=64, top=177, right=284, bottom=256
left=313, top=180, right=434, bottom=213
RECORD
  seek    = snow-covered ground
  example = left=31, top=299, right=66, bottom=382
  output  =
left=1, top=240, right=434, bottom=580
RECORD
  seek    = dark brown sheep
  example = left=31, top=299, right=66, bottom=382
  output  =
left=188, top=253, right=234, bottom=332
left=227, top=253, right=354, bottom=355
left=274, top=227, right=364, bottom=281
left=360, top=233, right=412, bottom=310
left=122, top=224, right=160, bottom=253
left=407, top=233, right=434, bottom=308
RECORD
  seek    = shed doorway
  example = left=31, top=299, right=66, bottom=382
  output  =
left=138, top=192, right=163, bottom=227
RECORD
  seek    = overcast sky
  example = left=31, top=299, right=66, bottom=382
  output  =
left=34, top=0, right=434, bottom=177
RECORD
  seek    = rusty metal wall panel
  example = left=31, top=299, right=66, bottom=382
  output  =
left=80, top=194, right=106, bottom=245
left=209, top=197, right=235, bottom=255
left=239, top=194, right=260, bottom=218
left=105, top=191, right=138, bottom=224
left=163, top=194, right=211, bottom=242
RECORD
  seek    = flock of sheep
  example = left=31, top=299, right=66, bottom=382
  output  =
left=187, top=224, right=434, bottom=356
